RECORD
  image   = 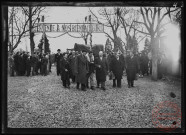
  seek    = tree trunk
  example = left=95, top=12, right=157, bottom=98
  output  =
left=151, top=37, right=159, bottom=81
left=113, top=33, right=118, bottom=51
left=29, top=6, right=34, bottom=55
left=31, top=32, right=35, bottom=54
left=84, top=38, right=87, bottom=45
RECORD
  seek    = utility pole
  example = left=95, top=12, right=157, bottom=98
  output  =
left=11, top=7, right=14, bottom=53
left=90, top=15, right=92, bottom=51
left=86, top=15, right=92, bottom=50
left=29, top=5, right=33, bottom=55
left=41, top=15, right=45, bottom=54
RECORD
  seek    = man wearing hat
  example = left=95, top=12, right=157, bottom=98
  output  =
left=125, top=50, right=139, bottom=88
left=86, top=51, right=95, bottom=90
left=55, top=49, right=63, bottom=76
left=74, top=50, right=89, bottom=91
left=95, top=51, right=108, bottom=90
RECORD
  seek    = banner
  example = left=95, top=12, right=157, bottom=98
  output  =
left=33, top=23, right=104, bottom=33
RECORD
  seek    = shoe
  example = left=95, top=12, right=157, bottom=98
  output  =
left=96, top=86, right=99, bottom=88
left=91, top=86, right=95, bottom=90
left=101, top=87, right=106, bottom=91
left=128, top=85, right=131, bottom=88
left=81, top=88, right=86, bottom=91
left=113, top=85, right=116, bottom=88
left=117, top=85, right=121, bottom=88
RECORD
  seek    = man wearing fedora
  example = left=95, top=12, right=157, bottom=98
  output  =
left=74, top=50, right=89, bottom=91
left=55, top=49, right=63, bottom=76
left=125, top=50, right=139, bottom=88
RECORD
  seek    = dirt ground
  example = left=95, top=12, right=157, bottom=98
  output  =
left=8, top=66, right=181, bottom=128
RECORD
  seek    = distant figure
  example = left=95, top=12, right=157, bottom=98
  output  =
left=60, top=53, right=70, bottom=88
left=41, top=54, right=48, bottom=76
left=19, top=53, right=25, bottom=76
left=48, top=52, right=52, bottom=72
left=31, top=52, right=38, bottom=76
left=22, top=51, right=28, bottom=75
left=14, top=52, right=20, bottom=76
left=8, top=54, right=15, bottom=76
left=95, top=51, right=108, bottom=90
left=26, top=53, right=32, bottom=77
left=125, top=51, right=139, bottom=88
left=55, top=49, right=63, bottom=76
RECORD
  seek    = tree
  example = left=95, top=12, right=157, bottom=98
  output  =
left=144, top=38, right=151, bottom=52
left=22, top=6, right=46, bottom=55
left=8, top=6, right=46, bottom=54
left=131, top=7, right=180, bottom=80
left=8, top=7, right=30, bottom=53
left=125, top=35, right=138, bottom=53
left=38, top=33, right=50, bottom=53
left=89, top=7, right=121, bottom=52
left=105, top=38, right=112, bottom=52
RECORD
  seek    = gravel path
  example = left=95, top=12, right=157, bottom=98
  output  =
left=8, top=66, right=181, bottom=128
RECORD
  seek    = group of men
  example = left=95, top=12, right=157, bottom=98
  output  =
left=55, top=48, right=149, bottom=91
left=8, top=51, right=52, bottom=77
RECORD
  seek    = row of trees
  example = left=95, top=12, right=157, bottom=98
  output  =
left=8, top=6, right=46, bottom=55
left=89, top=6, right=181, bottom=80
left=8, top=5, right=182, bottom=80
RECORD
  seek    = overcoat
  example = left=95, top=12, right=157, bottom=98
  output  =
left=125, top=55, right=139, bottom=81
left=55, top=53, right=63, bottom=69
left=95, top=57, right=108, bottom=82
left=26, top=57, right=32, bottom=72
left=74, top=54, right=89, bottom=84
left=60, top=57, right=70, bottom=81
left=69, top=55, right=76, bottom=76
left=18, top=55, right=25, bottom=75
left=23, top=54, right=28, bottom=73
left=110, top=55, right=125, bottom=80
left=14, top=54, right=19, bottom=73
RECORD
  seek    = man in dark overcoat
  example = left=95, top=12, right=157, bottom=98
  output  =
left=125, top=51, right=139, bottom=88
left=55, top=49, right=63, bottom=76
left=143, top=52, right=149, bottom=76
left=74, top=50, right=89, bottom=91
left=22, top=51, right=28, bottom=75
left=41, top=54, right=48, bottom=76
left=31, top=52, right=38, bottom=76
left=68, top=51, right=76, bottom=83
left=48, top=52, right=52, bottom=73
left=95, top=51, right=108, bottom=90
left=13, top=52, right=20, bottom=76
left=26, top=54, right=32, bottom=77
left=60, top=53, right=70, bottom=88
left=8, top=54, right=15, bottom=76
left=18, top=53, right=25, bottom=76
left=110, top=52, right=125, bottom=88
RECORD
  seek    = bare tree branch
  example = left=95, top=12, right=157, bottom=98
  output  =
left=140, top=7, right=150, bottom=32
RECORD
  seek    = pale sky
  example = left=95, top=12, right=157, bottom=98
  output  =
left=14, top=6, right=174, bottom=53
left=17, top=7, right=109, bottom=53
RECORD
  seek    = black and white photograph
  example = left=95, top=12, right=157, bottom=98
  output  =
left=1, top=1, right=184, bottom=134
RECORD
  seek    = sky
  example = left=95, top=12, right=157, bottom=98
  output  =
left=14, top=6, right=147, bottom=53
left=16, top=7, right=107, bottom=53
left=13, top=6, right=179, bottom=54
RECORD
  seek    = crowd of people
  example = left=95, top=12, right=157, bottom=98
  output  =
left=8, top=48, right=167, bottom=90
left=8, top=51, right=53, bottom=77
left=54, top=49, right=153, bottom=91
